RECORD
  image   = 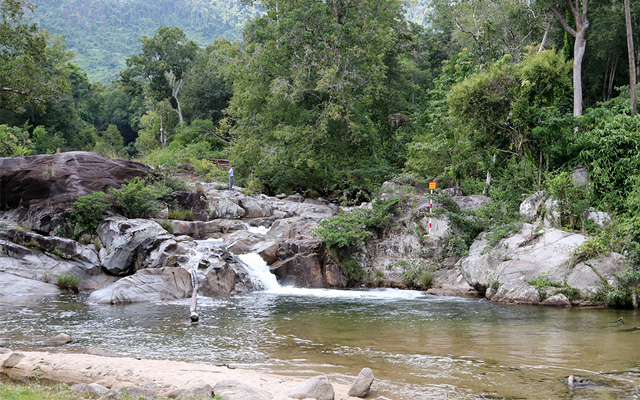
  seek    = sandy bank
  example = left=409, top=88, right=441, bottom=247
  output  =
left=0, top=349, right=361, bottom=399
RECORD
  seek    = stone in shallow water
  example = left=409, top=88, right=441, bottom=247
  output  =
left=44, top=333, right=72, bottom=346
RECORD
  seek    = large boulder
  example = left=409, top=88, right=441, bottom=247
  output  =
left=237, top=197, right=273, bottom=218
left=519, top=191, right=547, bottom=220
left=452, top=194, right=492, bottom=210
left=272, top=240, right=347, bottom=288
left=173, top=191, right=209, bottom=221
left=97, top=218, right=168, bottom=276
left=87, top=267, right=192, bottom=304
left=0, top=152, right=151, bottom=233
left=208, top=198, right=246, bottom=219
left=459, top=224, right=625, bottom=304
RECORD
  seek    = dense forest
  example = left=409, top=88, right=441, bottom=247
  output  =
left=1, top=0, right=640, bottom=295
left=32, top=0, right=264, bottom=82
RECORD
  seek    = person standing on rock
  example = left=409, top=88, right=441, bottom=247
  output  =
left=228, top=165, right=234, bottom=190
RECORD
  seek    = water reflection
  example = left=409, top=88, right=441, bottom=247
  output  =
left=0, top=292, right=639, bottom=399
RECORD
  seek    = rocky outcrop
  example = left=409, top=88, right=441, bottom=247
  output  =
left=0, top=152, right=151, bottom=233
left=174, top=191, right=209, bottom=221
left=0, top=230, right=112, bottom=292
left=459, top=224, right=624, bottom=305
left=97, top=218, right=169, bottom=276
left=272, top=240, right=347, bottom=288
left=87, top=267, right=192, bottom=304
left=350, top=190, right=486, bottom=290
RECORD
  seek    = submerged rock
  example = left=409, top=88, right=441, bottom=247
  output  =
left=44, top=333, right=73, bottom=346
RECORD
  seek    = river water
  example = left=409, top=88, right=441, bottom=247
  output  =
left=1, top=253, right=639, bottom=399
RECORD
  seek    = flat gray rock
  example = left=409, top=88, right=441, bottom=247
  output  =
left=213, top=380, right=273, bottom=400
left=2, top=352, right=25, bottom=368
left=285, top=375, right=335, bottom=400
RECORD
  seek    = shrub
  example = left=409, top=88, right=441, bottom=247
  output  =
left=339, top=258, right=366, bottom=282
left=545, top=171, right=592, bottom=231
left=417, top=271, right=434, bottom=289
left=395, top=259, right=434, bottom=289
left=70, top=192, right=111, bottom=235
left=109, top=177, right=171, bottom=218
left=313, top=199, right=399, bottom=250
left=55, top=274, right=80, bottom=293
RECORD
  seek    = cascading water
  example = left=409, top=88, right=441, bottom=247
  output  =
left=237, top=252, right=426, bottom=299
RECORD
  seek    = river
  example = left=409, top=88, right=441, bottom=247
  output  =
left=1, top=287, right=639, bottom=399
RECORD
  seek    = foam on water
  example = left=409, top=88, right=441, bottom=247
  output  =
left=237, top=252, right=426, bottom=300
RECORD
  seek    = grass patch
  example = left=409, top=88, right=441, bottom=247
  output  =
left=0, top=379, right=224, bottom=400
left=394, top=259, right=435, bottom=289
left=55, top=274, right=80, bottom=293
left=0, top=380, right=77, bottom=400
left=167, top=209, right=195, bottom=221
left=526, top=273, right=581, bottom=301
left=157, top=219, right=174, bottom=234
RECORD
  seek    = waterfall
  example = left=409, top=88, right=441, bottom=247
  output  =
left=237, top=252, right=427, bottom=299
left=237, top=253, right=281, bottom=291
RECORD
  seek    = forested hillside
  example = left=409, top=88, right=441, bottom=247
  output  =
left=32, top=0, right=263, bottom=82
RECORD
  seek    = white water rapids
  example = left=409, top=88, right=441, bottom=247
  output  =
left=237, top=252, right=425, bottom=300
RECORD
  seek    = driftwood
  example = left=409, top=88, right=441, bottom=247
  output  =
left=189, top=271, right=199, bottom=322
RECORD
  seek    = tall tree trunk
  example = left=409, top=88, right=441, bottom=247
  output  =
left=548, top=0, right=589, bottom=117
left=625, top=0, right=637, bottom=115
left=538, top=20, right=552, bottom=52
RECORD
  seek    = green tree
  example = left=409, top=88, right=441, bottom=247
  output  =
left=0, top=0, right=70, bottom=110
left=120, top=26, right=199, bottom=124
left=94, top=124, right=126, bottom=158
left=31, top=125, right=64, bottom=154
left=223, top=0, right=414, bottom=197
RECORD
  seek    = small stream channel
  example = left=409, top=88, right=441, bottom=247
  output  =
left=1, top=252, right=639, bottom=399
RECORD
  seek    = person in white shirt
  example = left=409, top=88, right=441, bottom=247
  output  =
left=228, top=166, right=234, bottom=190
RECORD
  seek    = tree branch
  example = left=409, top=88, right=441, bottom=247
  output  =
left=1, top=87, right=30, bottom=96
left=547, top=1, right=577, bottom=37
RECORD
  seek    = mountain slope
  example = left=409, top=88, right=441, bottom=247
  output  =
left=33, top=0, right=263, bottom=82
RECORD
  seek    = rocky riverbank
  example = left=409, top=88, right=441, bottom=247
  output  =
left=0, top=152, right=625, bottom=307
